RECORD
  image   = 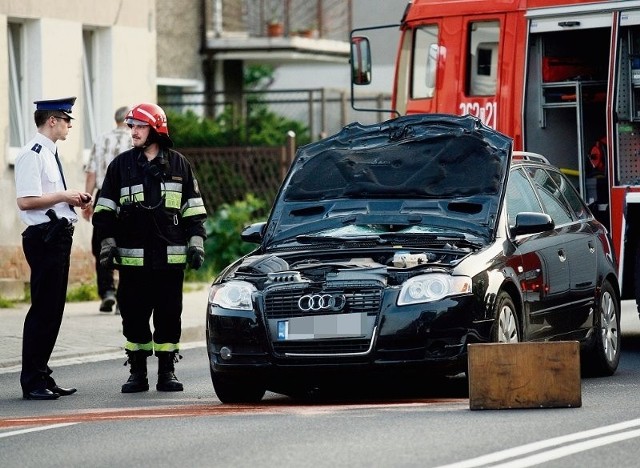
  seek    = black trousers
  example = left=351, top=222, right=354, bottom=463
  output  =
left=20, top=223, right=74, bottom=392
left=91, top=190, right=115, bottom=298
left=117, top=267, right=184, bottom=350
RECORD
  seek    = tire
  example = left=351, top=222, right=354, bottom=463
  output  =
left=582, top=280, right=621, bottom=377
left=210, top=368, right=266, bottom=404
left=492, top=292, right=520, bottom=343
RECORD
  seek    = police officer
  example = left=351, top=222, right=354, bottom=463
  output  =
left=92, top=103, right=207, bottom=393
left=14, top=97, right=93, bottom=400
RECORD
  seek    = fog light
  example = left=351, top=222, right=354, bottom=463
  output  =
left=220, top=347, right=232, bottom=360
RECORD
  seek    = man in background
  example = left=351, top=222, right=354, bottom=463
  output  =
left=83, top=106, right=132, bottom=313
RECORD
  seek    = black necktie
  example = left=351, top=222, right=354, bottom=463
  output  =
left=54, top=150, right=67, bottom=189
left=55, top=150, right=75, bottom=212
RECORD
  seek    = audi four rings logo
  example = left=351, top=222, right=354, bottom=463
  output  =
left=298, top=294, right=347, bottom=312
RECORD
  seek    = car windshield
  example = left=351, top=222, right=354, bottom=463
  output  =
left=294, top=224, right=485, bottom=248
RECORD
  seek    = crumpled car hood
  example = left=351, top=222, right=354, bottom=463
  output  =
left=262, top=114, right=512, bottom=248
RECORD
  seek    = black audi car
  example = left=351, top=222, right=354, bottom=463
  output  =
left=206, top=114, right=621, bottom=403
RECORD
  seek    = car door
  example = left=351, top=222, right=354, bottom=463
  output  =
left=525, top=166, right=597, bottom=336
left=506, top=167, right=567, bottom=339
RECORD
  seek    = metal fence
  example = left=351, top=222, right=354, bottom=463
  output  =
left=159, top=88, right=393, bottom=143
left=180, top=142, right=295, bottom=211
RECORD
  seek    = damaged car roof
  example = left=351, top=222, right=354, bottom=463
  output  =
left=263, top=114, right=512, bottom=247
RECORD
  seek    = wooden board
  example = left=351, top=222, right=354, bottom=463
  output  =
left=468, top=341, right=581, bottom=410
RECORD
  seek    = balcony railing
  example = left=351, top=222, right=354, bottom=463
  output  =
left=206, top=0, right=353, bottom=41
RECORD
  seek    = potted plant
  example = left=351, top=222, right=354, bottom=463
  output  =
left=266, top=17, right=283, bottom=37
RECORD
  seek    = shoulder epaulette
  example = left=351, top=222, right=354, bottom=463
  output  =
left=31, top=143, right=42, bottom=154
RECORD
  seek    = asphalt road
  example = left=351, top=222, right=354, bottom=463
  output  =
left=2, top=332, right=640, bottom=468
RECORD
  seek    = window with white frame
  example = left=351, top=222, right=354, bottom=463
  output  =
left=8, top=22, right=27, bottom=159
left=83, top=29, right=98, bottom=156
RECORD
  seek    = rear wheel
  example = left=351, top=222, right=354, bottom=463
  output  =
left=210, top=368, right=266, bottom=404
left=582, top=280, right=620, bottom=376
left=492, top=292, right=520, bottom=343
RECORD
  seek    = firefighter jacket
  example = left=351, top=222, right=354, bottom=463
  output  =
left=92, top=147, right=207, bottom=269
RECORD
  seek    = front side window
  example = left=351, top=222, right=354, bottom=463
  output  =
left=506, top=168, right=543, bottom=226
left=467, top=21, right=500, bottom=96
left=411, top=25, right=439, bottom=99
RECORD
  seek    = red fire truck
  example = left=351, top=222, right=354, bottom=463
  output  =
left=351, top=0, right=640, bottom=301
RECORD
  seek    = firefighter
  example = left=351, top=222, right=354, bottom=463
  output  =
left=92, top=103, right=207, bottom=393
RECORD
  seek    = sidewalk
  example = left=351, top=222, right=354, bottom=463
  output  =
left=0, top=283, right=210, bottom=374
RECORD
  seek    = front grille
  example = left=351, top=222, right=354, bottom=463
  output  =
left=273, top=338, right=371, bottom=355
left=263, top=287, right=382, bottom=320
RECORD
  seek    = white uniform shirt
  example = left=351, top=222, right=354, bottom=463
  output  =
left=85, top=126, right=132, bottom=190
left=14, top=132, right=77, bottom=226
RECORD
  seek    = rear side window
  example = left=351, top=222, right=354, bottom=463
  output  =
left=467, top=21, right=499, bottom=96
left=412, top=25, right=439, bottom=99
left=525, top=166, right=573, bottom=225
left=545, top=168, right=590, bottom=220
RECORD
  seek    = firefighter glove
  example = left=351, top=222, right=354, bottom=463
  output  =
left=99, top=237, right=119, bottom=268
left=187, top=236, right=205, bottom=270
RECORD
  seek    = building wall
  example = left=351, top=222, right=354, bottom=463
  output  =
left=0, top=0, right=157, bottom=287
left=156, top=0, right=202, bottom=82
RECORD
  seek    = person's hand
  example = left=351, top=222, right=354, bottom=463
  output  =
left=186, top=236, right=205, bottom=270
left=99, top=238, right=119, bottom=268
left=81, top=204, right=94, bottom=221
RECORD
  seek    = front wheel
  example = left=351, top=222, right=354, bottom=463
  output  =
left=492, top=292, right=520, bottom=343
left=210, top=368, right=266, bottom=404
left=582, top=280, right=621, bottom=377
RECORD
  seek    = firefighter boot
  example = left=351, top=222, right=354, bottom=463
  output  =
left=156, top=352, right=184, bottom=392
left=121, top=351, right=150, bottom=393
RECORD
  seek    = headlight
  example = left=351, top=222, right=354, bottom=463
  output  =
left=397, top=274, right=472, bottom=305
left=208, top=281, right=256, bottom=310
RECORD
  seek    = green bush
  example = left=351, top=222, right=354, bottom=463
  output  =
left=185, top=194, right=267, bottom=281
left=66, top=282, right=100, bottom=302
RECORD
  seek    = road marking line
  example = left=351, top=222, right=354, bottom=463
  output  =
left=434, top=417, right=640, bottom=468
left=490, top=428, right=640, bottom=467
left=0, top=423, right=77, bottom=439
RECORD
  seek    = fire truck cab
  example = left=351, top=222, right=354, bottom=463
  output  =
left=351, top=0, right=640, bottom=300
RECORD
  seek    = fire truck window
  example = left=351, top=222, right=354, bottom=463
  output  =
left=467, top=21, right=499, bottom=96
left=411, top=25, right=439, bottom=99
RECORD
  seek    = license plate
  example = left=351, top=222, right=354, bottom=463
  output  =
left=277, top=313, right=369, bottom=340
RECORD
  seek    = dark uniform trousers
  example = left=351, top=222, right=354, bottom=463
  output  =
left=117, top=267, right=184, bottom=347
left=20, top=222, right=74, bottom=392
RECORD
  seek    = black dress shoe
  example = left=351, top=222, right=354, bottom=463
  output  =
left=23, top=388, right=60, bottom=400
left=49, top=385, right=77, bottom=396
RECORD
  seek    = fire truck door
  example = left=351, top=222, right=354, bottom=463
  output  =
left=523, top=12, right=612, bottom=201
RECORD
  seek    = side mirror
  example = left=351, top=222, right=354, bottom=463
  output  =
left=350, top=36, right=372, bottom=85
left=509, top=212, right=554, bottom=237
left=241, top=222, right=267, bottom=244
